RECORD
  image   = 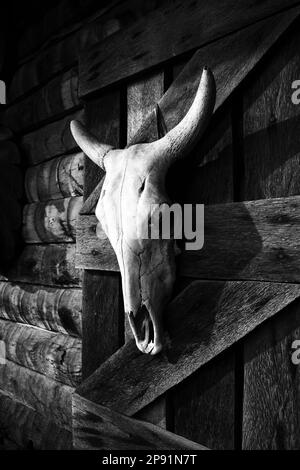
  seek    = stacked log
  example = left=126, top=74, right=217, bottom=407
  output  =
left=25, top=152, right=84, bottom=202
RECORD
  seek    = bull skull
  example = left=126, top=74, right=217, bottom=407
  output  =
left=71, top=68, right=216, bottom=355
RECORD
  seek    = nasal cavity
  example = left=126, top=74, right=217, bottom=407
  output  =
left=130, top=305, right=154, bottom=344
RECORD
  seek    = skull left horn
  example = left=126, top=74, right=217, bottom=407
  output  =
left=71, top=67, right=216, bottom=355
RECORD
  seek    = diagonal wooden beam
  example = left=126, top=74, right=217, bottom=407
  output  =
left=73, top=394, right=209, bottom=450
left=76, top=280, right=300, bottom=416
left=79, top=0, right=300, bottom=97
left=80, top=7, right=300, bottom=215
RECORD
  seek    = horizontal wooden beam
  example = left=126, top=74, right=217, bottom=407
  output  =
left=73, top=394, right=208, bottom=450
left=81, top=6, right=300, bottom=214
left=76, top=196, right=300, bottom=283
left=79, top=0, right=300, bottom=97
left=76, top=279, right=300, bottom=416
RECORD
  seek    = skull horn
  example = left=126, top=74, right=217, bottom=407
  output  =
left=70, top=120, right=114, bottom=170
left=152, top=67, right=216, bottom=162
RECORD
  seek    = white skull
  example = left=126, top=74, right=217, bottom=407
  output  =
left=71, top=68, right=216, bottom=355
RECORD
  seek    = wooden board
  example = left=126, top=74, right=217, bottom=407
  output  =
left=76, top=280, right=300, bottom=416
left=0, top=319, right=81, bottom=386
left=9, top=30, right=80, bottom=101
left=73, top=394, right=208, bottom=450
left=0, top=391, right=72, bottom=450
left=0, top=281, right=82, bottom=336
left=25, top=152, right=84, bottom=202
left=23, top=196, right=83, bottom=244
left=76, top=195, right=300, bottom=283
left=170, top=83, right=235, bottom=449
left=0, top=359, right=73, bottom=430
left=21, top=109, right=84, bottom=165
left=241, top=22, right=300, bottom=449
left=79, top=0, right=300, bottom=97
left=125, top=70, right=167, bottom=428
left=3, top=68, right=79, bottom=133
left=82, top=91, right=123, bottom=379
left=4, top=244, right=82, bottom=287
left=82, top=8, right=300, bottom=213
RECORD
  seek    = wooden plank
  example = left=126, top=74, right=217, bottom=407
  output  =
left=170, top=78, right=235, bottom=450
left=76, top=195, right=300, bottom=282
left=0, top=391, right=72, bottom=450
left=243, top=22, right=300, bottom=199
left=21, top=109, right=84, bottom=165
left=126, top=71, right=166, bottom=428
left=82, top=8, right=300, bottom=213
left=9, top=30, right=80, bottom=101
left=0, top=359, right=73, bottom=430
left=171, top=350, right=235, bottom=450
left=3, top=68, right=80, bottom=133
left=82, top=91, right=123, bottom=379
left=25, top=152, right=84, bottom=203
left=0, top=319, right=81, bottom=386
left=4, top=244, right=82, bottom=287
left=243, top=300, right=300, bottom=449
left=242, top=23, right=300, bottom=449
left=73, top=394, right=208, bottom=450
left=0, top=281, right=82, bottom=336
left=79, top=0, right=300, bottom=97
left=76, top=280, right=300, bottom=416
left=23, top=196, right=83, bottom=244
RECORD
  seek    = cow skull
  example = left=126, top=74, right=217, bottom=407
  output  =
left=71, top=67, right=216, bottom=355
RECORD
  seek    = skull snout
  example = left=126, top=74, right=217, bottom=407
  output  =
left=128, top=305, right=163, bottom=355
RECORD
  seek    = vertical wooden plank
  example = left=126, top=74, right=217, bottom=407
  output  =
left=82, top=91, right=123, bottom=378
left=127, top=70, right=167, bottom=428
left=170, top=59, right=236, bottom=449
left=242, top=24, right=300, bottom=449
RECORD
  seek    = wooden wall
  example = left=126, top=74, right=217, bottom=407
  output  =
left=1, top=0, right=300, bottom=450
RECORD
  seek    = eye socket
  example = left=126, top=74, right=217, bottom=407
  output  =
left=139, top=179, right=145, bottom=194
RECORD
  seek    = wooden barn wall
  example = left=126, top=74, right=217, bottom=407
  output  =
left=0, top=0, right=300, bottom=450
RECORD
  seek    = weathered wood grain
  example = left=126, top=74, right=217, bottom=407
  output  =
left=0, top=281, right=82, bottom=336
left=0, top=391, right=72, bottom=449
left=172, top=350, right=235, bottom=450
left=3, top=68, right=80, bottom=133
left=73, top=394, right=208, bottom=450
left=9, top=30, right=79, bottom=101
left=82, top=8, right=300, bottom=214
left=243, top=300, right=300, bottom=449
left=76, top=196, right=300, bottom=283
left=0, top=319, right=81, bottom=386
left=241, top=24, right=300, bottom=449
left=23, top=196, right=82, bottom=244
left=4, top=244, right=82, bottom=287
left=25, top=152, right=84, bottom=202
left=169, top=78, right=235, bottom=450
left=76, top=280, right=300, bottom=416
left=82, top=91, right=123, bottom=379
left=21, top=109, right=84, bottom=165
left=79, top=0, right=300, bottom=97
left=0, top=359, right=73, bottom=430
